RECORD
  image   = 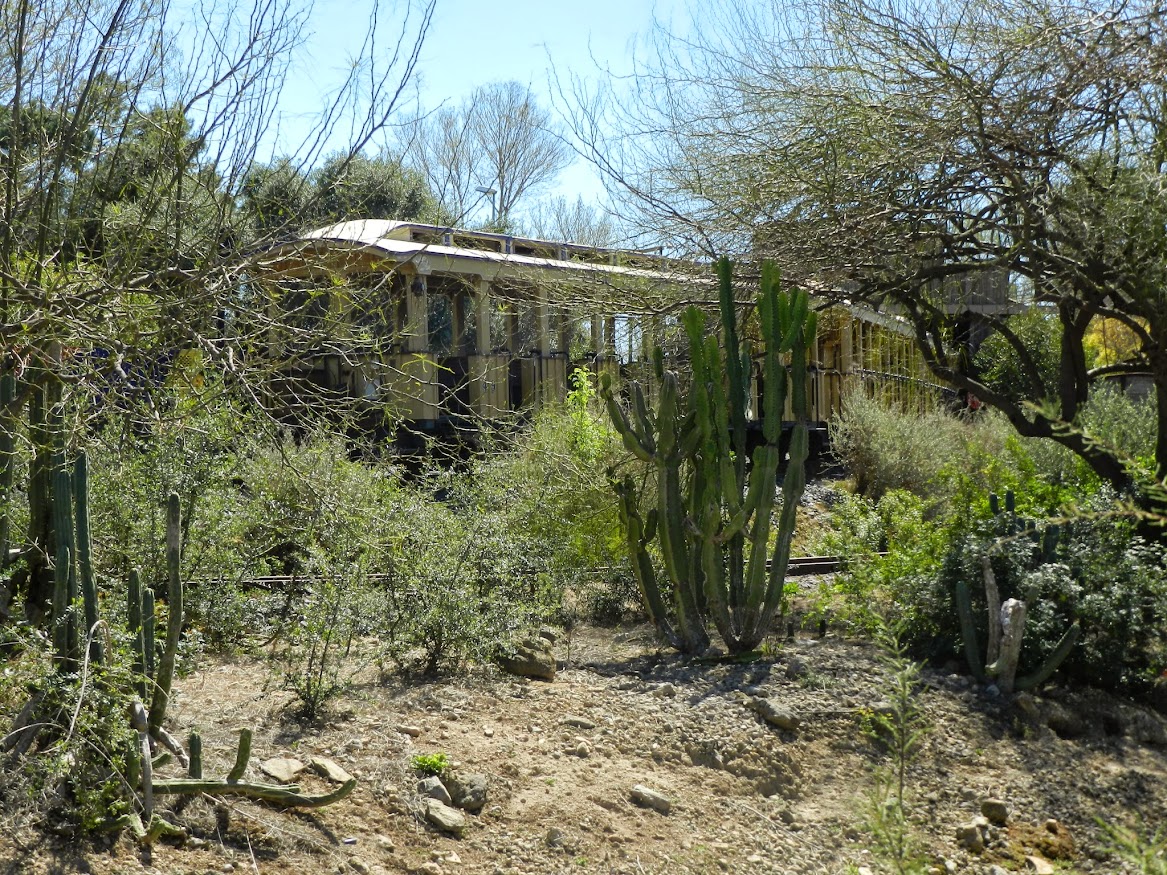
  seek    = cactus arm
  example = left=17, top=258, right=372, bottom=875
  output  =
left=602, top=381, right=654, bottom=463
left=781, top=288, right=810, bottom=352
left=1015, top=622, right=1082, bottom=691
left=701, top=530, right=735, bottom=650
left=149, top=494, right=183, bottom=737
left=631, top=382, right=657, bottom=453
left=760, top=423, right=808, bottom=628
left=981, top=553, right=1003, bottom=666
left=715, top=257, right=748, bottom=486
left=227, top=727, right=252, bottom=782
left=52, top=542, right=72, bottom=667
left=955, top=576, right=987, bottom=682
left=739, top=445, right=782, bottom=638
left=655, top=372, right=681, bottom=458
left=721, top=443, right=777, bottom=543
left=614, top=476, right=680, bottom=650
left=151, top=776, right=357, bottom=808
left=188, top=730, right=203, bottom=779
left=128, top=569, right=147, bottom=700
left=142, top=587, right=156, bottom=682
left=73, top=453, right=103, bottom=665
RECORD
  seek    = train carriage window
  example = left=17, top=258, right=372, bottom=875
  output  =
left=428, top=294, right=453, bottom=355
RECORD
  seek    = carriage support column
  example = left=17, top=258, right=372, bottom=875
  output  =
left=406, top=271, right=429, bottom=353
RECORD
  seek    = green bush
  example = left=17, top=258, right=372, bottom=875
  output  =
left=911, top=493, right=1167, bottom=693
left=0, top=626, right=138, bottom=833
left=375, top=467, right=558, bottom=674
left=277, top=559, right=378, bottom=718
left=810, top=489, right=948, bottom=634
left=829, top=389, right=974, bottom=500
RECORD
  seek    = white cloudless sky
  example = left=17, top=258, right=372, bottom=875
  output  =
left=265, top=0, right=686, bottom=212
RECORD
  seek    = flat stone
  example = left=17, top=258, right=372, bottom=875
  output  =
left=561, top=716, right=597, bottom=730
left=259, top=757, right=305, bottom=784
left=981, top=797, right=1010, bottom=826
left=446, top=772, right=489, bottom=812
left=1025, top=856, right=1055, bottom=874
left=747, top=697, right=801, bottom=731
left=418, top=776, right=452, bottom=804
left=311, top=756, right=354, bottom=784
left=424, top=799, right=467, bottom=836
left=397, top=724, right=423, bottom=738
left=630, top=784, right=672, bottom=814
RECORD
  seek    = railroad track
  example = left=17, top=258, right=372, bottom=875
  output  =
left=218, top=554, right=875, bottom=591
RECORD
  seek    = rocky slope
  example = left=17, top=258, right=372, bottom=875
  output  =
left=3, top=623, right=1166, bottom=875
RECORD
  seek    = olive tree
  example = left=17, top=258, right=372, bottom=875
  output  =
left=570, top=0, right=1167, bottom=514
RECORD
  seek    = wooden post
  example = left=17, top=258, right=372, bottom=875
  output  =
left=406, top=273, right=428, bottom=353
left=475, top=278, right=491, bottom=354
left=557, top=310, right=571, bottom=355
left=537, top=289, right=551, bottom=357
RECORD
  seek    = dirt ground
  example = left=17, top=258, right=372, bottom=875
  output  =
left=3, top=617, right=1167, bottom=875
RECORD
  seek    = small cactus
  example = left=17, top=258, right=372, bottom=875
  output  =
left=956, top=496, right=1079, bottom=693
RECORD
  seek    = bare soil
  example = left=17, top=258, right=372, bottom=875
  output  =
left=3, top=620, right=1166, bottom=875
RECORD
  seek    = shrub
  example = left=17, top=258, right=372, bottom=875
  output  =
left=411, top=752, right=450, bottom=777
left=810, top=489, right=948, bottom=634
left=909, top=493, right=1167, bottom=693
left=376, top=471, right=558, bottom=674
left=277, top=559, right=378, bottom=718
left=829, top=389, right=972, bottom=500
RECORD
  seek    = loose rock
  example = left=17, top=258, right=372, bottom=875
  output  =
left=418, top=776, right=452, bottom=805
left=259, top=757, right=305, bottom=784
left=311, top=756, right=353, bottom=785
left=561, top=715, right=596, bottom=729
left=956, top=816, right=989, bottom=852
left=446, top=773, right=489, bottom=812
left=746, top=697, right=801, bottom=731
left=498, top=637, right=556, bottom=681
left=981, top=797, right=1010, bottom=826
left=630, top=784, right=672, bottom=814
left=424, top=799, right=467, bottom=836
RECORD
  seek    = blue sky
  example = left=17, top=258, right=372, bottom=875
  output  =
left=268, top=0, right=686, bottom=208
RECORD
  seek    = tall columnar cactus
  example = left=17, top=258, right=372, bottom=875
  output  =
left=46, top=452, right=106, bottom=668
left=955, top=491, right=1081, bottom=693
left=603, top=257, right=817, bottom=654
left=148, top=494, right=183, bottom=736
left=74, top=453, right=104, bottom=664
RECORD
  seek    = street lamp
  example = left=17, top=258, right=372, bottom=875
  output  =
left=475, top=185, right=497, bottom=223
